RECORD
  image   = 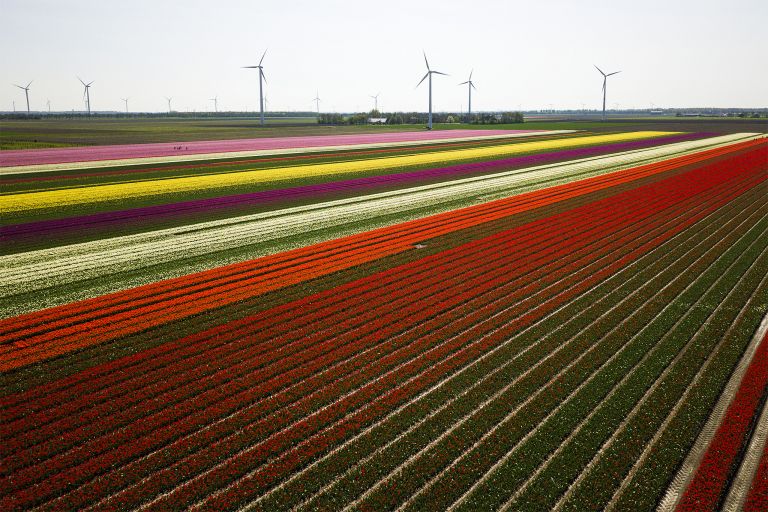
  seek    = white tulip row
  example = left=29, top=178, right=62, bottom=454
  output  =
left=1, top=133, right=761, bottom=318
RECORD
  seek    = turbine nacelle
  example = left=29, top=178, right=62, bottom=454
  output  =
left=417, top=51, right=447, bottom=87
left=14, top=80, right=33, bottom=91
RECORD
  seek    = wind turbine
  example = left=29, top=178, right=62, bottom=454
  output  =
left=458, top=71, right=476, bottom=117
left=210, top=96, right=218, bottom=112
left=78, top=77, right=94, bottom=114
left=121, top=97, right=129, bottom=113
left=313, top=91, right=321, bottom=114
left=416, top=51, right=447, bottom=130
left=165, top=96, right=172, bottom=113
left=13, top=81, right=32, bottom=113
left=595, top=65, right=620, bottom=121
left=47, top=99, right=51, bottom=112
left=243, top=49, right=268, bottom=125
left=369, top=92, right=380, bottom=112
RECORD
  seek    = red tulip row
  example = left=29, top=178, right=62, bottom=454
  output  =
left=1, top=138, right=762, bottom=372
left=3, top=144, right=764, bottom=511
left=744, top=439, right=768, bottom=512
left=676, top=329, right=768, bottom=512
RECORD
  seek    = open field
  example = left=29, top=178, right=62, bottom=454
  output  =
left=1, top=116, right=765, bottom=150
left=1, top=125, right=767, bottom=511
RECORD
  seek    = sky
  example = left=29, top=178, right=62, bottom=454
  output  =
left=2, top=0, right=766, bottom=113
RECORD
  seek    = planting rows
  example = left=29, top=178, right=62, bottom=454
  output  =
left=0, top=128, right=544, bottom=169
left=1, top=138, right=762, bottom=370
left=0, top=131, right=704, bottom=253
left=0, top=133, right=755, bottom=318
left=0, top=131, right=671, bottom=215
left=1, top=140, right=766, bottom=511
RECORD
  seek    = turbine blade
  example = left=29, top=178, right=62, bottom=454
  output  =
left=594, top=64, right=605, bottom=76
left=13, top=84, right=23, bottom=89
left=260, top=68, right=267, bottom=83
left=26, top=80, right=33, bottom=88
left=416, top=72, right=429, bottom=88
left=607, top=71, right=621, bottom=76
left=423, top=51, right=430, bottom=71
left=78, top=76, right=86, bottom=86
left=469, top=69, right=473, bottom=80
left=87, top=81, right=94, bottom=86
left=259, top=48, right=267, bottom=66
left=458, top=81, right=469, bottom=85
left=432, top=71, right=448, bottom=76
left=471, top=82, right=477, bottom=90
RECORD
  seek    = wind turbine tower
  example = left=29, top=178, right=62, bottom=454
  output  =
left=243, top=49, right=268, bottom=126
left=78, top=78, right=94, bottom=114
left=313, top=91, right=321, bottom=114
left=121, top=97, right=129, bottom=113
left=370, top=92, right=380, bottom=112
left=210, top=96, right=218, bottom=112
left=458, top=71, right=476, bottom=117
left=416, top=52, right=447, bottom=130
left=594, top=65, right=620, bottom=121
left=165, top=97, right=173, bottom=113
left=14, top=81, right=32, bottom=113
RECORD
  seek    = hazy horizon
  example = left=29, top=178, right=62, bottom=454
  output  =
left=3, top=0, right=766, bottom=114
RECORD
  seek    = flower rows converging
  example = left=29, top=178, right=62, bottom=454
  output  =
left=0, top=131, right=674, bottom=214
left=1, top=128, right=766, bottom=512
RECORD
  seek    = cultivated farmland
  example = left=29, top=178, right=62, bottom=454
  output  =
left=1, top=125, right=766, bottom=512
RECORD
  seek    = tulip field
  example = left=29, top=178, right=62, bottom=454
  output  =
left=1, top=126, right=767, bottom=511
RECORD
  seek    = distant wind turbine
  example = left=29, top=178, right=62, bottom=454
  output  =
left=47, top=99, right=51, bottom=112
left=243, top=49, right=268, bottom=125
left=165, top=96, right=172, bottom=113
left=369, top=92, right=380, bottom=112
left=416, top=51, right=447, bottom=130
left=78, top=77, right=94, bottom=114
left=313, top=91, right=321, bottom=114
left=595, top=65, right=620, bottom=121
left=458, top=70, right=476, bottom=117
left=121, top=97, right=129, bottom=113
left=210, top=96, right=218, bottom=112
left=13, top=81, right=32, bottom=113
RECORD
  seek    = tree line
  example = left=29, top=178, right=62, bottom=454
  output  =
left=317, top=111, right=524, bottom=125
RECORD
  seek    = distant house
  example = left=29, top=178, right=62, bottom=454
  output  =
left=368, top=117, right=388, bottom=124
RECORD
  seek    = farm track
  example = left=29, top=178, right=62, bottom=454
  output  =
left=743, top=437, right=768, bottom=511
left=1, top=143, right=765, bottom=511
left=0, top=137, right=762, bottom=371
left=674, top=326, right=768, bottom=511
